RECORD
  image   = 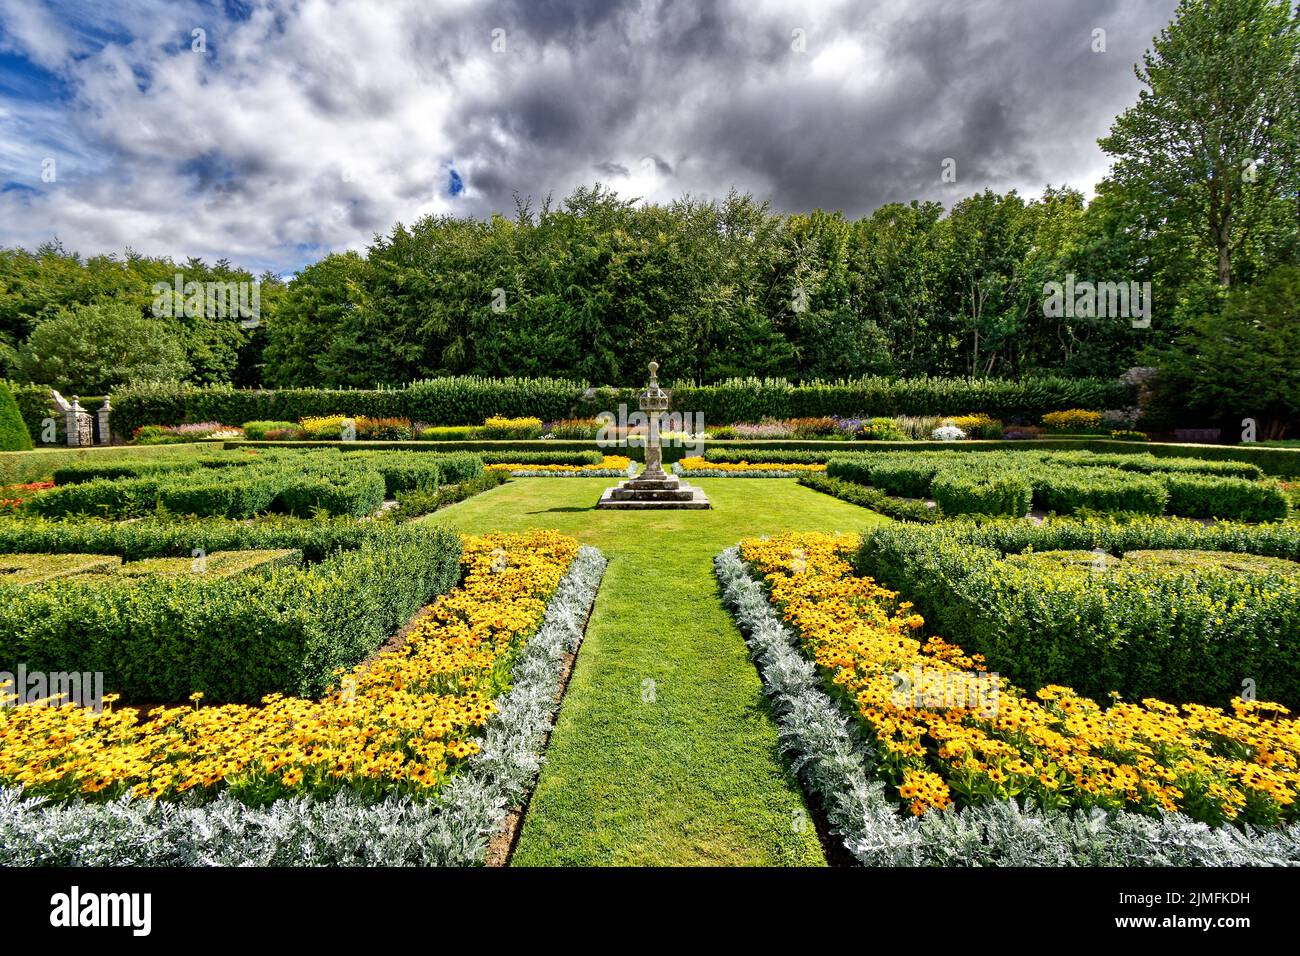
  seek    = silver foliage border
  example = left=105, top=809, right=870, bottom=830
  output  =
left=0, top=545, right=607, bottom=867
left=715, top=545, right=1300, bottom=867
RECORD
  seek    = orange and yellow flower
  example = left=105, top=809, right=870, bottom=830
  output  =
left=0, top=530, right=578, bottom=804
left=740, top=532, right=1300, bottom=827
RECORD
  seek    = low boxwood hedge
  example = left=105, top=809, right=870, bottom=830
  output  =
left=796, top=474, right=937, bottom=522
left=28, top=450, right=483, bottom=519
left=280, top=473, right=386, bottom=518
left=103, top=549, right=301, bottom=579
left=1030, top=467, right=1169, bottom=516
left=0, top=520, right=462, bottom=703
left=1162, top=473, right=1290, bottom=522
left=824, top=450, right=1285, bottom=521
left=930, top=472, right=1033, bottom=517
left=854, top=519, right=1300, bottom=708
left=0, top=552, right=122, bottom=583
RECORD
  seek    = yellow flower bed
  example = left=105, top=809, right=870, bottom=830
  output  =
left=678, top=457, right=826, bottom=473
left=0, top=531, right=578, bottom=804
left=483, top=415, right=543, bottom=431
left=1042, top=408, right=1103, bottom=431
left=486, top=455, right=632, bottom=473
left=740, top=532, right=1300, bottom=828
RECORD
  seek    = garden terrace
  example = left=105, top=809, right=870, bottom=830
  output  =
left=0, top=516, right=462, bottom=703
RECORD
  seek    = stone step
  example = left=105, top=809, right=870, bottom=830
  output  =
left=609, top=488, right=697, bottom=501
left=621, top=479, right=681, bottom=491
left=597, top=498, right=712, bottom=510
left=596, top=486, right=712, bottom=510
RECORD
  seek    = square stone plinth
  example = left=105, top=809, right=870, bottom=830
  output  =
left=597, top=476, right=711, bottom=509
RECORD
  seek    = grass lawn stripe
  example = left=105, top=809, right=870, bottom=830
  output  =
left=424, top=477, right=887, bottom=866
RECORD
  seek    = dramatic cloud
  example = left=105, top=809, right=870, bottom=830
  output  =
left=0, top=0, right=1180, bottom=273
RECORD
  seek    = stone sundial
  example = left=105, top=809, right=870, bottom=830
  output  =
left=596, top=361, right=711, bottom=510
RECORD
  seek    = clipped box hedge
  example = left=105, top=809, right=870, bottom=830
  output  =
left=823, top=449, right=1287, bottom=521
left=1162, top=473, right=1290, bottom=522
left=109, top=375, right=1132, bottom=437
left=28, top=449, right=483, bottom=519
left=930, top=472, right=1033, bottom=517
left=102, top=549, right=302, bottom=579
left=1029, top=467, right=1169, bottom=516
left=855, top=519, right=1300, bottom=708
left=0, top=519, right=462, bottom=703
left=0, top=552, right=122, bottom=583
left=702, top=439, right=1300, bottom=477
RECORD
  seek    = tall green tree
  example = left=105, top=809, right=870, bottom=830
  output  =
left=14, top=302, right=190, bottom=394
left=1100, top=0, right=1300, bottom=287
left=1151, top=265, right=1300, bottom=437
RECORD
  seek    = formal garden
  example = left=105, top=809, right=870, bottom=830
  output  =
left=1, top=356, right=1300, bottom=866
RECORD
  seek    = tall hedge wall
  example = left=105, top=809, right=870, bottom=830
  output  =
left=110, top=374, right=1134, bottom=436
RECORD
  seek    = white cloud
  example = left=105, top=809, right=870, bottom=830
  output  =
left=0, top=0, right=1180, bottom=271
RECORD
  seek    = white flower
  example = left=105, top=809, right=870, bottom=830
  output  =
left=931, top=425, right=966, bottom=441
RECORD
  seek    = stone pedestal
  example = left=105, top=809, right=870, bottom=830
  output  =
left=597, top=473, right=711, bottom=510
left=597, top=360, right=711, bottom=510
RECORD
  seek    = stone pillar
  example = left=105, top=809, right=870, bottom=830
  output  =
left=638, top=361, right=669, bottom=479
left=66, top=397, right=92, bottom=447
left=97, top=397, right=112, bottom=445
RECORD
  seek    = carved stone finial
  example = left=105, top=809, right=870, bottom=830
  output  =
left=648, top=360, right=659, bottom=380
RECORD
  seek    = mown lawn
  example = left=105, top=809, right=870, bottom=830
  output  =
left=426, top=477, right=886, bottom=866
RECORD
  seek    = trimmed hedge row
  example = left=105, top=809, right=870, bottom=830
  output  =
left=930, top=472, right=1034, bottom=517
left=854, top=520, right=1300, bottom=708
left=387, top=470, right=510, bottom=521
left=1163, top=473, right=1292, bottom=523
left=1030, top=467, right=1169, bottom=516
left=796, top=474, right=938, bottom=522
left=29, top=450, right=484, bottom=519
left=668, top=375, right=1134, bottom=424
left=111, top=378, right=583, bottom=436
left=215, top=437, right=1300, bottom=476
left=477, top=450, right=604, bottom=466
left=700, top=440, right=1300, bottom=477
left=0, top=514, right=421, bottom=562
left=0, top=444, right=211, bottom=486
left=824, top=450, right=1289, bottom=521
left=0, top=552, right=121, bottom=583
left=109, top=375, right=1133, bottom=437
left=0, top=519, right=463, bottom=703
left=705, top=446, right=1263, bottom=479
left=51, top=453, right=251, bottom=484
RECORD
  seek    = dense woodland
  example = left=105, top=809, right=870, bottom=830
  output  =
left=1, top=0, right=1297, bottom=429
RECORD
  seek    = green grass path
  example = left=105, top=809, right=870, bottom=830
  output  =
left=425, top=477, right=885, bottom=866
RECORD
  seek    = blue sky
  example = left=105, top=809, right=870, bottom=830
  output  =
left=0, top=0, right=1179, bottom=275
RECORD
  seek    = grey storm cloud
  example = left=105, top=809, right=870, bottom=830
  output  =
left=0, top=0, right=1180, bottom=272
